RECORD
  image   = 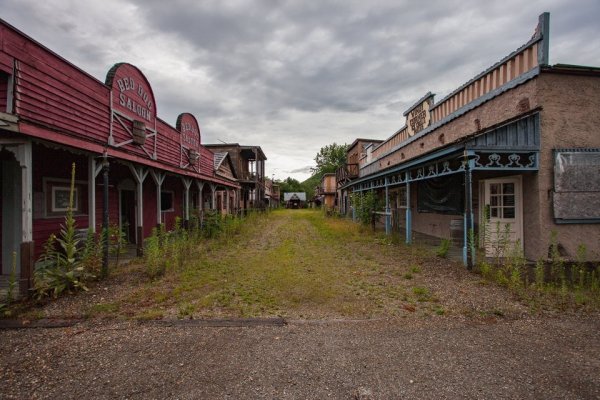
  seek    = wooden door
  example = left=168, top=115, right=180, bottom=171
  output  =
left=482, top=176, right=523, bottom=258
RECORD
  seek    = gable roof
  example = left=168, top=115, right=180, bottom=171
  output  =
left=283, top=192, right=307, bottom=201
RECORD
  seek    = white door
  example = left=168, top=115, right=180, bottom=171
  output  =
left=482, top=176, right=523, bottom=258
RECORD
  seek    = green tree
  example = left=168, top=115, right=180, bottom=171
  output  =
left=312, top=142, right=347, bottom=176
left=278, top=177, right=304, bottom=194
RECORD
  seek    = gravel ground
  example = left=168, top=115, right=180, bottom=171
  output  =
left=1, top=314, right=599, bottom=399
left=3, top=211, right=599, bottom=398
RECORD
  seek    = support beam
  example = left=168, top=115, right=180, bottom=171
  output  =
left=225, top=189, right=230, bottom=214
left=128, top=164, right=148, bottom=256
left=19, top=142, right=33, bottom=244
left=463, top=151, right=476, bottom=269
left=101, top=155, right=110, bottom=278
left=88, top=155, right=103, bottom=232
left=352, top=190, right=356, bottom=222
left=405, top=172, right=412, bottom=244
left=150, top=170, right=166, bottom=226
left=182, top=177, right=192, bottom=223
left=3, top=140, right=34, bottom=292
left=196, top=181, right=205, bottom=212
left=385, top=178, right=390, bottom=235
left=210, top=183, right=216, bottom=210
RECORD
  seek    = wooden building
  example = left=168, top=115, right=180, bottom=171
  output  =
left=317, top=173, right=337, bottom=210
left=265, top=178, right=280, bottom=208
left=0, top=20, right=240, bottom=291
left=339, top=13, right=600, bottom=263
left=283, top=192, right=307, bottom=209
left=204, top=144, right=267, bottom=210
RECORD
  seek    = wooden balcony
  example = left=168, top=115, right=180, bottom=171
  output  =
left=336, top=163, right=359, bottom=184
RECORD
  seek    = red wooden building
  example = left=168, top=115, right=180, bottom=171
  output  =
left=0, top=20, right=239, bottom=291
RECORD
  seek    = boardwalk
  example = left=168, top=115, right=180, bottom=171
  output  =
left=1, top=210, right=599, bottom=399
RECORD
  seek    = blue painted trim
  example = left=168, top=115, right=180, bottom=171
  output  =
left=385, top=178, right=391, bottom=235
left=405, top=174, right=411, bottom=244
left=463, top=213, right=468, bottom=266
left=343, top=145, right=463, bottom=190
left=472, top=167, right=538, bottom=171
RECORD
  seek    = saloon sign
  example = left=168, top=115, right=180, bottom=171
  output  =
left=404, top=93, right=434, bottom=137
left=177, top=113, right=201, bottom=167
left=106, top=63, right=156, bottom=124
left=177, top=113, right=201, bottom=150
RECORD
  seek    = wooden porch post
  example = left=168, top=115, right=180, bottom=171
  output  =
left=150, top=170, right=165, bottom=227
left=196, top=181, right=205, bottom=213
left=20, top=142, right=33, bottom=293
left=182, top=177, right=192, bottom=226
left=405, top=173, right=412, bottom=245
left=128, top=164, right=148, bottom=256
left=210, top=183, right=216, bottom=210
left=385, top=178, right=391, bottom=235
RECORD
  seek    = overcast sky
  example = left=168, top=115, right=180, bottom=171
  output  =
left=2, top=0, right=600, bottom=181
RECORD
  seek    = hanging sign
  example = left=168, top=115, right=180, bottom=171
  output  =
left=404, top=92, right=434, bottom=137
left=177, top=113, right=201, bottom=149
left=177, top=113, right=201, bottom=166
left=106, top=63, right=156, bottom=124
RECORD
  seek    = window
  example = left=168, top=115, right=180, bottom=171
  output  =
left=553, top=149, right=600, bottom=223
left=43, top=178, right=87, bottom=217
left=488, top=183, right=515, bottom=219
left=161, top=191, right=174, bottom=212
left=52, top=186, right=77, bottom=212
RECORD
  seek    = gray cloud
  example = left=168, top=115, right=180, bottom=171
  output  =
left=2, top=0, right=600, bottom=181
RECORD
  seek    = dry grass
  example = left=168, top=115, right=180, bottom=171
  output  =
left=20, top=209, right=564, bottom=321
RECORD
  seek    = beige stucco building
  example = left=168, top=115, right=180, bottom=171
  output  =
left=339, top=13, right=600, bottom=263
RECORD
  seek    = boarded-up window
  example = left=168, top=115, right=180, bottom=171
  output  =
left=417, top=174, right=464, bottom=215
left=553, top=149, right=600, bottom=223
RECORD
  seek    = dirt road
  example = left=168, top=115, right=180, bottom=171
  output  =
left=1, top=210, right=599, bottom=399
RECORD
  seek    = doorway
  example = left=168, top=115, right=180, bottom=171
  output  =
left=481, top=176, right=523, bottom=257
left=1, top=150, right=22, bottom=276
left=119, top=189, right=136, bottom=244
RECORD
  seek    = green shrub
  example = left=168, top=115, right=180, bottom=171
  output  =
left=350, top=191, right=380, bottom=226
left=436, top=238, right=451, bottom=258
left=34, top=164, right=95, bottom=299
left=144, top=226, right=166, bottom=280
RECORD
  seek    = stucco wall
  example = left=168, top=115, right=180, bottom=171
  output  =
left=529, top=72, right=600, bottom=260
left=404, top=79, right=539, bottom=246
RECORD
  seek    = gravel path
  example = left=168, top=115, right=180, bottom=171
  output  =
left=1, top=314, right=599, bottom=399
left=2, top=210, right=599, bottom=398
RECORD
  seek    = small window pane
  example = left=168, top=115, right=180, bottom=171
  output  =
left=491, top=196, right=499, bottom=206
left=491, top=207, right=498, bottom=218
left=504, top=207, right=515, bottom=218
left=503, top=183, right=514, bottom=194
left=490, top=184, right=500, bottom=194
left=503, top=195, right=515, bottom=206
